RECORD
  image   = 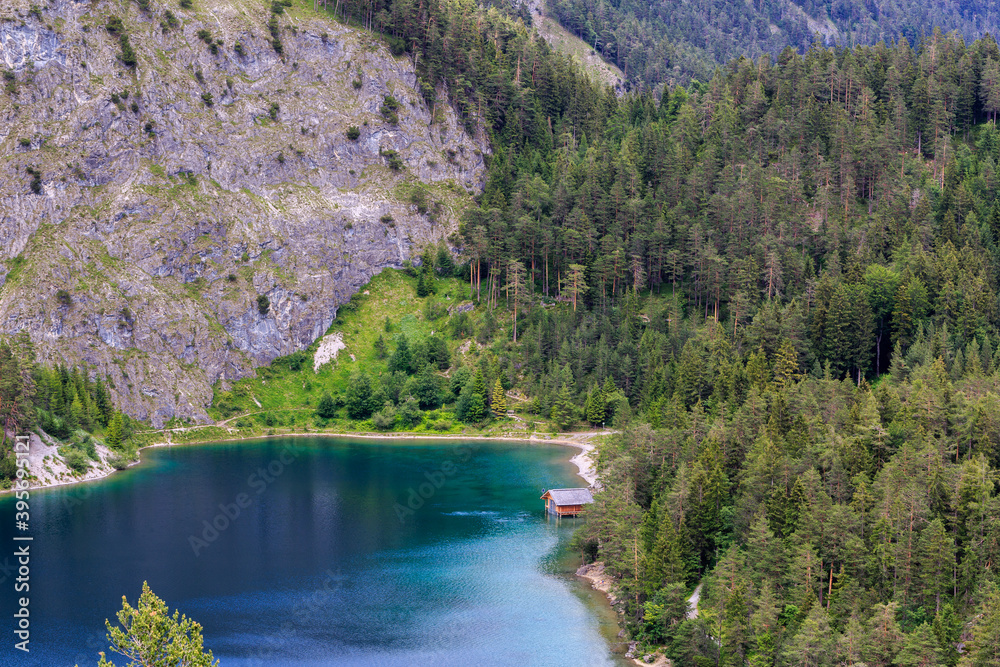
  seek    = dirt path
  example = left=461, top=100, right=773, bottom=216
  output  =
left=687, top=583, right=702, bottom=619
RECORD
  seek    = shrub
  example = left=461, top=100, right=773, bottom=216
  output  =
left=380, top=213, right=394, bottom=225
left=379, top=148, right=403, bottom=171
left=227, top=273, right=237, bottom=282
left=432, top=419, right=452, bottom=431
left=268, top=17, right=283, bottom=53
left=144, top=121, right=155, bottom=135
left=105, top=16, right=125, bottom=35
left=234, top=41, right=245, bottom=56
left=316, top=393, right=337, bottom=419
left=108, top=454, right=131, bottom=470
left=201, top=92, right=214, bottom=106
left=119, top=35, right=137, bottom=67
left=62, top=448, right=89, bottom=474
left=346, top=126, right=360, bottom=140
left=26, top=166, right=42, bottom=194
left=19, top=137, right=30, bottom=147
left=162, top=11, right=180, bottom=31
left=276, top=152, right=285, bottom=164
left=257, top=294, right=270, bottom=315
left=380, top=95, right=400, bottom=123
left=352, top=79, right=362, bottom=90
left=195, top=68, right=204, bottom=83
left=131, top=101, right=139, bottom=113
left=269, top=102, right=279, bottom=120
left=372, top=404, right=397, bottom=431
left=179, top=0, right=193, bottom=8
left=197, top=29, right=212, bottom=42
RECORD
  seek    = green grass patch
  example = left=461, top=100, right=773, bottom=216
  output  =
left=207, top=268, right=482, bottom=430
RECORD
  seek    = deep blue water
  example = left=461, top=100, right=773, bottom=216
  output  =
left=0, top=438, right=624, bottom=666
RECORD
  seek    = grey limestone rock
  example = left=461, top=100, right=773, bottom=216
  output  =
left=0, top=0, right=487, bottom=426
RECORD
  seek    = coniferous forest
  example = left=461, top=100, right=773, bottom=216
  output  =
left=6, top=0, right=1000, bottom=663
left=306, top=6, right=1000, bottom=658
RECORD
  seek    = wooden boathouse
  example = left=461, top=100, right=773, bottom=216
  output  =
left=541, top=488, right=594, bottom=517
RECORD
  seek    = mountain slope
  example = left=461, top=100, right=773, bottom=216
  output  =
left=547, top=0, right=1000, bottom=87
left=0, top=0, right=487, bottom=426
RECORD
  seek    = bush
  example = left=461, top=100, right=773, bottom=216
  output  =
left=380, top=95, right=401, bottom=124
left=234, top=41, right=245, bottom=56
left=268, top=102, right=280, bottom=120
left=119, top=34, right=137, bottom=67
left=197, top=29, right=212, bottom=42
left=108, top=454, right=132, bottom=470
left=56, top=289, right=72, bottom=306
left=19, top=137, right=31, bottom=147
left=380, top=148, right=403, bottom=171
left=106, top=16, right=125, bottom=35
left=268, top=17, right=283, bottom=53
left=431, top=419, right=452, bottom=431
left=257, top=294, right=270, bottom=315
left=397, top=396, right=422, bottom=427
left=372, top=404, right=397, bottom=431
left=162, top=10, right=180, bottom=30
left=346, top=126, right=360, bottom=140
left=201, top=92, right=214, bottom=106
left=179, top=0, right=193, bottom=8
left=315, top=392, right=337, bottom=419
left=61, top=448, right=90, bottom=474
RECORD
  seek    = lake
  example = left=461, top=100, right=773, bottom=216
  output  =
left=0, top=437, right=626, bottom=666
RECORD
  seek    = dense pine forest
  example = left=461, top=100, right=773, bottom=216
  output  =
left=6, top=0, right=1000, bottom=662
left=548, top=0, right=1000, bottom=88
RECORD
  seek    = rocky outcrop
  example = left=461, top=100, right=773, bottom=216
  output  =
left=0, top=0, right=487, bottom=426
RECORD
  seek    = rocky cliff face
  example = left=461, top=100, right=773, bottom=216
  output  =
left=0, top=0, right=487, bottom=426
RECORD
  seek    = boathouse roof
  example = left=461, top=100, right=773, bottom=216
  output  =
left=541, top=488, right=595, bottom=505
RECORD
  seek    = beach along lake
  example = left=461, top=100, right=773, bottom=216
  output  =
left=0, top=437, right=627, bottom=666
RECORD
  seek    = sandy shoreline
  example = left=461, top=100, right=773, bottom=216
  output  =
left=9, top=428, right=604, bottom=495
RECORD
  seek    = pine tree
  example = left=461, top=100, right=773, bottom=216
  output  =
left=586, top=385, right=606, bottom=426
left=772, top=338, right=801, bottom=389
left=896, top=623, right=943, bottom=667
left=958, top=585, right=1000, bottom=666
left=98, top=581, right=218, bottom=667
left=551, top=383, right=575, bottom=430
left=491, top=379, right=507, bottom=417
left=472, top=368, right=487, bottom=402
left=316, top=393, right=337, bottom=419
left=562, top=263, right=588, bottom=311
left=916, top=518, right=954, bottom=613
left=105, top=412, right=124, bottom=450
left=466, top=393, right=486, bottom=422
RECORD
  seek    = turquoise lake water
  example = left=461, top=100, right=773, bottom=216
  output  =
left=0, top=438, right=626, bottom=665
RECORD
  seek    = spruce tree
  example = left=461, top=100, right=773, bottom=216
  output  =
left=551, top=383, right=575, bottom=430
left=105, top=412, right=124, bottom=450
left=490, top=379, right=507, bottom=417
